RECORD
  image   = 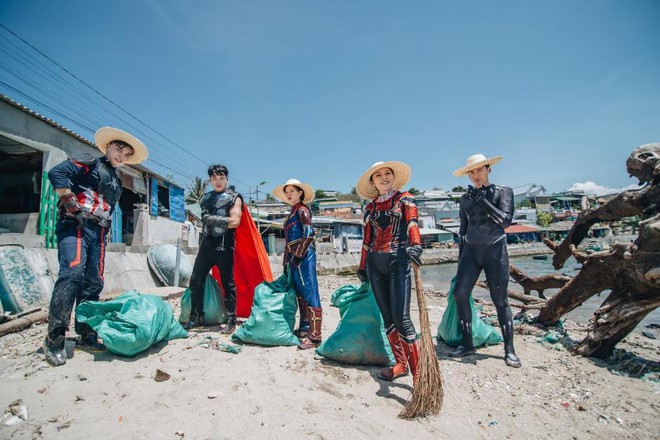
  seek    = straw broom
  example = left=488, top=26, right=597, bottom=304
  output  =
left=399, top=264, right=444, bottom=419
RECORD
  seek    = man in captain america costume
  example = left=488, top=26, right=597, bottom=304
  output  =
left=43, top=126, right=149, bottom=367
left=183, top=164, right=243, bottom=334
left=450, top=153, right=521, bottom=368
left=272, top=178, right=322, bottom=350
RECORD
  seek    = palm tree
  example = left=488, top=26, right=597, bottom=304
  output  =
left=185, top=176, right=208, bottom=204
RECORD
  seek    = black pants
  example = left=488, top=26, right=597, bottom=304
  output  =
left=454, top=239, right=514, bottom=347
left=189, top=247, right=236, bottom=317
left=366, top=250, right=417, bottom=343
left=47, top=219, right=108, bottom=341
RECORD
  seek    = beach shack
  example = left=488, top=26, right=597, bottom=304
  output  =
left=0, top=93, right=185, bottom=248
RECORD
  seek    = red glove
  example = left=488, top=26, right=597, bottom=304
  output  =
left=60, top=192, right=82, bottom=214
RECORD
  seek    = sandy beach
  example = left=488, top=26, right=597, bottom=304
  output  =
left=1, top=273, right=658, bottom=440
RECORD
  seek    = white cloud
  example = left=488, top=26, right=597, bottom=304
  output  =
left=567, top=181, right=640, bottom=196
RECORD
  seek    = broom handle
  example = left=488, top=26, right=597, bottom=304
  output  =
left=412, top=264, right=428, bottom=324
left=412, top=263, right=435, bottom=353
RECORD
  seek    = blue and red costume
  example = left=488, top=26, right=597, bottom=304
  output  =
left=284, top=202, right=321, bottom=347
left=45, top=153, right=121, bottom=350
left=360, top=190, right=422, bottom=381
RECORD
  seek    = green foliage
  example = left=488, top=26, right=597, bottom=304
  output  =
left=537, top=210, right=554, bottom=227
left=185, top=176, right=208, bottom=204
left=516, top=198, right=535, bottom=209
left=408, top=187, right=421, bottom=195
left=452, top=185, right=466, bottom=192
left=619, top=216, right=640, bottom=228
left=315, top=189, right=327, bottom=199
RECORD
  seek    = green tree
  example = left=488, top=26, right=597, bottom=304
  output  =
left=185, top=176, right=208, bottom=204
left=315, top=189, right=327, bottom=199
left=350, top=186, right=358, bottom=195
left=264, top=193, right=275, bottom=202
left=536, top=210, right=554, bottom=228
left=408, top=187, right=421, bottom=195
left=452, top=185, right=466, bottom=192
left=516, top=198, right=534, bottom=209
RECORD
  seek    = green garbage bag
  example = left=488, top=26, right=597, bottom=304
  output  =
left=232, top=271, right=299, bottom=346
left=76, top=290, right=188, bottom=356
left=316, top=282, right=395, bottom=366
left=436, top=276, right=503, bottom=348
left=179, top=275, right=228, bottom=325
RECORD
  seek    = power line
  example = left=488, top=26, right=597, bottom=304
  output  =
left=0, top=23, right=210, bottom=167
left=0, top=23, right=255, bottom=192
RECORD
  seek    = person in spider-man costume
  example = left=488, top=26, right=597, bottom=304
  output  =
left=273, top=179, right=322, bottom=350
left=356, top=161, right=423, bottom=384
left=451, top=153, right=521, bottom=368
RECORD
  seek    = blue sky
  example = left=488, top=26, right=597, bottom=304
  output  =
left=1, top=1, right=659, bottom=197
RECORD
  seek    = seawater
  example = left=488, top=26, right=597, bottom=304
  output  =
left=420, top=255, right=660, bottom=332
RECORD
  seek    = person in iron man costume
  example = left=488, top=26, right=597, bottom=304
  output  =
left=356, top=161, right=423, bottom=384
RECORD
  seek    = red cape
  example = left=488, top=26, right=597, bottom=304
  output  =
left=212, top=205, right=273, bottom=318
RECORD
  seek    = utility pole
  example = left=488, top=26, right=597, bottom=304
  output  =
left=255, top=181, right=267, bottom=234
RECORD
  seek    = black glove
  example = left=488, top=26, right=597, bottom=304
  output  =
left=202, top=214, right=230, bottom=228
left=73, top=211, right=87, bottom=229
left=467, top=186, right=485, bottom=203
left=357, top=268, right=368, bottom=283
left=406, top=245, right=423, bottom=266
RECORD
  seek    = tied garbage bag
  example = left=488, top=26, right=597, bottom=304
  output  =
left=147, top=244, right=193, bottom=287
left=437, top=276, right=503, bottom=347
left=76, top=290, right=188, bottom=356
left=316, top=282, right=394, bottom=366
left=232, top=271, right=299, bottom=346
left=179, top=275, right=228, bottom=325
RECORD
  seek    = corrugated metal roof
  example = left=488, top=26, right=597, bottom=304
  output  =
left=0, top=93, right=94, bottom=147
left=505, top=224, right=542, bottom=234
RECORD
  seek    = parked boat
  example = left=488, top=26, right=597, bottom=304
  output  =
left=532, top=255, right=549, bottom=260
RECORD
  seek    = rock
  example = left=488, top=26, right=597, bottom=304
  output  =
left=1, top=399, right=29, bottom=426
left=154, top=369, right=171, bottom=382
left=207, top=392, right=219, bottom=399
left=640, top=331, right=656, bottom=339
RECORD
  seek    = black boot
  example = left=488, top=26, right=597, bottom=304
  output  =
left=504, top=346, right=521, bottom=368
left=449, top=319, right=476, bottom=357
left=43, top=334, right=66, bottom=367
left=501, top=320, right=521, bottom=367
left=183, top=311, right=205, bottom=331
left=220, top=314, right=237, bottom=335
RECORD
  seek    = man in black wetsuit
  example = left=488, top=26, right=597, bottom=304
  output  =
left=183, top=164, right=243, bottom=334
left=450, top=154, right=521, bottom=368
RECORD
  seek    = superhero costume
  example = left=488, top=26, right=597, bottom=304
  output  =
left=284, top=202, right=322, bottom=349
left=452, top=184, right=521, bottom=367
left=186, top=188, right=242, bottom=333
left=44, top=153, right=122, bottom=365
left=359, top=190, right=422, bottom=382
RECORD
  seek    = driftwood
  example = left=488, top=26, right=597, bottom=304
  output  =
left=533, top=143, right=660, bottom=358
left=475, top=281, right=546, bottom=310
left=0, top=310, right=49, bottom=337
left=509, top=263, right=571, bottom=299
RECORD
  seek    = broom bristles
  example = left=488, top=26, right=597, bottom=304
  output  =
left=399, top=264, right=444, bottom=420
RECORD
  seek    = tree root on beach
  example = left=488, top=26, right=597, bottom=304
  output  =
left=528, top=144, right=660, bottom=359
